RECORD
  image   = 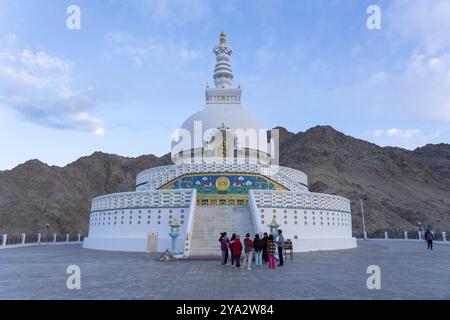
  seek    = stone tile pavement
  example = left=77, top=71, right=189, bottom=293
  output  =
left=0, top=240, right=449, bottom=299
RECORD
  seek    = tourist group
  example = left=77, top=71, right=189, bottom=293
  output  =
left=219, top=230, right=285, bottom=270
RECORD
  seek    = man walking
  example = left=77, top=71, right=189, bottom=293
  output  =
left=277, top=229, right=284, bottom=266
left=425, top=228, right=434, bottom=250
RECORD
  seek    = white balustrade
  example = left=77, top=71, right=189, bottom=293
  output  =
left=135, top=161, right=309, bottom=193
left=91, top=189, right=195, bottom=212
left=251, top=190, right=351, bottom=213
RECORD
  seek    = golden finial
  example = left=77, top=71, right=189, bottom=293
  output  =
left=220, top=31, right=226, bottom=44
left=268, top=217, right=280, bottom=228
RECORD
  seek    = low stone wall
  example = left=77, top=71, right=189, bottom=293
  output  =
left=1, top=233, right=85, bottom=249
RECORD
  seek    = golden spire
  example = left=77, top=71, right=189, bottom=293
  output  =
left=220, top=31, right=226, bottom=44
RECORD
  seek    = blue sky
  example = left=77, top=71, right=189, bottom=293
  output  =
left=1, top=0, right=450, bottom=169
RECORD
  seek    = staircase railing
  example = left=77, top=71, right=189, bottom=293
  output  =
left=248, top=190, right=263, bottom=235
left=183, top=189, right=197, bottom=257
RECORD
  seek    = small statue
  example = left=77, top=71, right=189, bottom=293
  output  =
left=220, top=31, right=226, bottom=44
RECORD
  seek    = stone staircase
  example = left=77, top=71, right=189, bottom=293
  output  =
left=189, top=206, right=256, bottom=256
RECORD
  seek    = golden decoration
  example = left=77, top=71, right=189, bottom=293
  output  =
left=220, top=32, right=226, bottom=44
left=215, top=139, right=228, bottom=157
left=215, top=176, right=231, bottom=192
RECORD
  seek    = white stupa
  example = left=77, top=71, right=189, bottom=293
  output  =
left=83, top=33, right=357, bottom=254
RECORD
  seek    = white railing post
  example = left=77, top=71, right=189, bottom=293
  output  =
left=384, top=231, right=388, bottom=239
left=53, top=234, right=57, bottom=243
left=183, top=190, right=197, bottom=257
left=418, top=231, right=422, bottom=240
left=2, top=234, right=7, bottom=246
left=77, top=233, right=81, bottom=242
left=66, top=234, right=70, bottom=242
left=21, top=233, right=26, bottom=245
left=443, top=232, right=447, bottom=242
left=37, top=233, right=42, bottom=244
left=404, top=231, right=408, bottom=240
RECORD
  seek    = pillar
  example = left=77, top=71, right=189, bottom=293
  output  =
left=37, top=233, right=42, bottom=244
left=77, top=234, right=81, bottom=242
left=384, top=231, right=388, bottom=239
left=21, top=233, right=26, bottom=245
left=418, top=231, right=422, bottom=240
left=2, top=234, right=7, bottom=246
left=443, top=232, right=447, bottom=242
left=404, top=231, right=408, bottom=240
left=363, top=231, right=368, bottom=240
left=66, top=234, right=70, bottom=242
left=53, top=234, right=57, bottom=243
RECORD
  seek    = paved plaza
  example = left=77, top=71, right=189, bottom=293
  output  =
left=0, top=240, right=449, bottom=300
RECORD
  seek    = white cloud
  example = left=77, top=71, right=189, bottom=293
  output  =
left=372, top=129, right=384, bottom=137
left=105, top=32, right=201, bottom=67
left=387, top=0, right=450, bottom=55
left=0, top=34, right=105, bottom=135
left=353, top=1, right=450, bottom=126
left=374, top=128, right=421, bottom=139
left=365, top=52, right=450, bottom=123
left=19, top=49, right=72, bottom=71
left=370, top=128, right=441, bottom=149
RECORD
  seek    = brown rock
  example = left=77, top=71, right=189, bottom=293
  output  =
left=0, top=126, right=449, bottom=236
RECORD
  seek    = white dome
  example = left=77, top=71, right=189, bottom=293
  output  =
left=170, top=103, right=271, bottom=163
left=180, top=105, right=264, bottom=137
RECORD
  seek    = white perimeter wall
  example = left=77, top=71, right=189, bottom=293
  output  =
left=84, top=189, right=357, bottom=253
left=84, top=189, right=196, bottom=252
left=249, top=190, right=357, bottom=252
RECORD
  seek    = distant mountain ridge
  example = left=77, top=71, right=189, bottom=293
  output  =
left=413, top=144, right=450, bottom=180
left=0, top=126, right=449, bottom=235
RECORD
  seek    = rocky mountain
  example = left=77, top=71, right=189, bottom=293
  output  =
left=0, top=126, right=449, bottom=236
left=278, top=126, right=450, bottom=236
left=0, top=152, right=171, bottom=235
left=413, top=144, right=450, bottom=180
